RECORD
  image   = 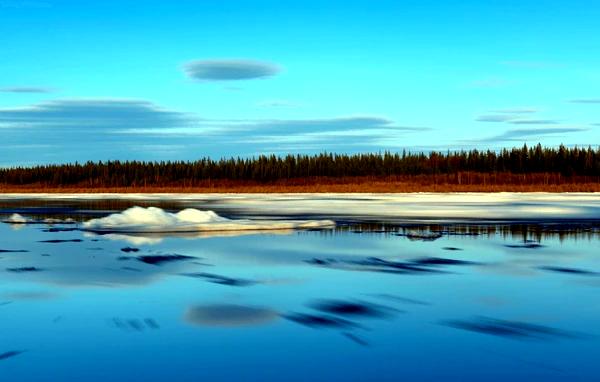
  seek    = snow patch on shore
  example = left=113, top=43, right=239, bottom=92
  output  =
left=3, top=193, right=599, bottom=222
left=83, top=206, right=335, bottom=233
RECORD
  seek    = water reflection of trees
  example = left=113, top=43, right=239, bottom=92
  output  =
left=310, top=223, right=600, bottom=242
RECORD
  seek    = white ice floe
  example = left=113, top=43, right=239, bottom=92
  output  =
left=82, top=206, right=336, bottom=233
left=5, top=213, right=29, bottom=224
left=2, top=214, right=75, bottom=225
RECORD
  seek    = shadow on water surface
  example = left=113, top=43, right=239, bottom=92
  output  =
left=136, top=254, right=196, bottom=265
left=367, top=294, right=431, bottom=306
left=308, top=299, right=399, bottom=318
left=185, top=304, right=279, bottom=327
left=110, top=318, right=160, bottom=332
left=282, top=312, right=361, bottom=329
left=120, top=247, right=140, bottom=253
left=6, top=267, right=43, bottom=273
left=181, top=272, right=258, bottom=287
left=538, top=266, right=598, bottom=276
left=282, top=297, right=401, bottom=348
left=342, top=332, right=370, bottom=347
left=305, top=256, right=479, bottom=275
left=442, top=316, right=587, bottom=341
left=0, top=350, right=26, bottom=362
left=38, top=239, right=83, bottom=244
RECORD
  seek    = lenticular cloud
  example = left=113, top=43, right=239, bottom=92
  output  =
left=82, top=206, right=335, bottom=233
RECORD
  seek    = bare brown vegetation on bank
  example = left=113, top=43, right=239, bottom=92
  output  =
left=1, top=174, right=600, bottom=193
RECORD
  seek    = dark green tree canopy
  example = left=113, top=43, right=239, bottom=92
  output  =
left=1, top=144, right=598, bottom=187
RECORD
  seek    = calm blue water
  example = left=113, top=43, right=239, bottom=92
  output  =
left=1, top=202, right=599, bottom=381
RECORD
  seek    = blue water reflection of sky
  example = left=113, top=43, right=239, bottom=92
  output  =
left=1, top=222, right=600, bottom=381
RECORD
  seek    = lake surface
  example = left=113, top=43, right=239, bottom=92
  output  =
left=1, top=194, right=599, bottom=381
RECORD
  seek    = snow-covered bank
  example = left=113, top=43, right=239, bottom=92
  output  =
left=2, top=193, right=600, bottom=222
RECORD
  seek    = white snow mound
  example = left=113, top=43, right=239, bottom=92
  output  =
left=6, top=213, right=29, bottom=223
left=83, top=206, right=335, bottom=233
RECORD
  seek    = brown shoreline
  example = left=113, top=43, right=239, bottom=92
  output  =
left=2, top=181, right=600, bottom=193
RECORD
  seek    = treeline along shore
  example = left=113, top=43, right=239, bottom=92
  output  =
left=1, top=144, right=600, bottom=192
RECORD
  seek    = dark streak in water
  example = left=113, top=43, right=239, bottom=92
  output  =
left=128, top=319, right=144, bottom=331
left=410, top=257, right=476, bottom=266
left=538, top=266, right=598, bottom=276
left=144, top=318, right=160, bottom=329
left=368, top=293, right=431, bottom=306
left=181, top=272, right=258, bottom=287
left=121, top=247, right=140, bottom=253
left=442, top=316, right=584, bottom=340
left=0, top=350, right=25, bottom=361
left=309, top=299, right=398, bottom=318
left=306, top=256, right=446, bottom=275
left=6, top=267, right=42, bottom=273
left=136, top=254, right=195, bottom=265
left=351, top=257, right=442, bottom=274
left=186, top=304, right=278, bottom=327
left=0, top=249, right=29, bottom=253
left=283, top=312, right=361, bottom=329
left=342, top=332, right=369, bottom=346
left=110, top=318, right=160, bottom=331
left=505, top=243, right=544, bottom=249
left=38, top=239, right=83, bottom=244
left=305, top=258, right=335, bottom=266
left=121, top=266, right=142, bottom=272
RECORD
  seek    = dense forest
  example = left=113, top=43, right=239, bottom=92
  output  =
left=1, top=144, right=599, bottom=189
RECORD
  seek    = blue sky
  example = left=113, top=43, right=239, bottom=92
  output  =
left=1, top=0, right=599, bottom=165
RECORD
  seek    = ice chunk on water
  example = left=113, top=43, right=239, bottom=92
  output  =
left=6, top=213, right=29, bottom=224
left=82, top=206, right=335, bottom=233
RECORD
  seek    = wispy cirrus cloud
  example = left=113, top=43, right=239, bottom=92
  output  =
left=490, top=108, right=538, bottom=114
left=0, top=97, right=430, bottom=162
left=0, top=86, right=55, bottom=93
left=482, top=127, right=587, bottom=142
left=230, top=117, right=429, bottom=147
left=0, top=98, right=421, bottom=142
left=476, top=108, right=542, bottom=123
left=118, top=115, right=431, bottom=154
left=183, top=59, right=280, bottom=81
left=476, top=115, right=519, bottom=123
left=121, top=116, right=429, bottom=145
left=569, top=99, right=600, bottom=104
left=508, top=119, right=559, bottom=125
left=0, top=98, right=193, bottom=129
left=230, top=116, right=424, bottom=134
